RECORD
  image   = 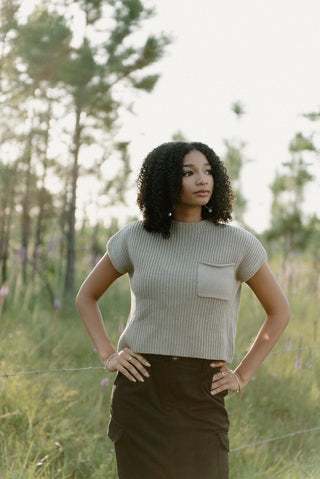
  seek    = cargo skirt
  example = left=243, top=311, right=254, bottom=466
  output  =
left=107, top=354, right=230, bottom=479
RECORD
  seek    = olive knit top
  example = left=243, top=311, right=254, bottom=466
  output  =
left=107, top=220, right=267, bottom=363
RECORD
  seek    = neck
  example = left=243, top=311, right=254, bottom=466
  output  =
left=173, top=206, right=203, bottom=223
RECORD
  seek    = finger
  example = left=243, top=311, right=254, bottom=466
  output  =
left=121, top=348, right=151, bottom=368
left=210, top=360, right=226, bottom=368
left=130, top=352, right=151, bottom=368
left=120, top=355, right=149, bottom=382
left=211, top=369, right=228, bottom=384
left=210, top=368, right=231, bottom=391
left=210, top=380, right=228, bottom=395
left=127, top=356, right=150, bottom=378
left=211, top=370, right=239, bottom=394
left=118, top=364, right=139, bottom=382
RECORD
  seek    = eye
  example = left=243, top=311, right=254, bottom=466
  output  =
left=182, top=170, right=193, bottom=177
left=205, top=169, right=213, bottom=175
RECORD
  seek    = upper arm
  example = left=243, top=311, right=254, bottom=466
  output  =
left=246, top=262, right=290, bottom=320
left=76, top=253, right=123, bottom=303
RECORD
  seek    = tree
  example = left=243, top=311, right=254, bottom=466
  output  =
left=59, top=0, right=170, bottom=295
left=0, top=1, right=170, bottom=301
left=266, top=132, right=316, bottom=266
left=222, top=102, right=248, bottom=225
left=3, top=8, right=72, bottom=281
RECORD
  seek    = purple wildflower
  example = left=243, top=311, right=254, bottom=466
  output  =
left=54, top=299, right=61, bottom=310
left=101, top=377, right=109, bottom=387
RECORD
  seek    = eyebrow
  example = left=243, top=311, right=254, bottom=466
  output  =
left=183, top=163, right=211, bottom=167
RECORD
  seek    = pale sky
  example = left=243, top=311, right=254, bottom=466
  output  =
left=19, top=0, right=320, bottom=232
left=111, top=0, right=320, bottom=232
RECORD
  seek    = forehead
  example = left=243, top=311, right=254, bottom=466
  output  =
left=182, top=150, right=209, bottom=166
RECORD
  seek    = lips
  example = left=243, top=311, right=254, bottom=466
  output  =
left=194, top=190, right=210, bottom=196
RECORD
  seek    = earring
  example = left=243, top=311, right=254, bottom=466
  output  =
left=168, top=205, right=175, bottom=217
left=204, top=204, right=213, bottom=214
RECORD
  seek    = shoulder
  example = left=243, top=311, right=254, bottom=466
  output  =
left=109, top=220, right=143, bottom=240
left=209, top=223, right=267, bottom=259
left=210, top=223, right=261, bottom=242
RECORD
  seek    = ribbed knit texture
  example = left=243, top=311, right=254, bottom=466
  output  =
left=107, top=220, right=267, bottom=363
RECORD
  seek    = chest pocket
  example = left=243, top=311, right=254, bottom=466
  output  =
left=197, top=262, right=235, bottom=300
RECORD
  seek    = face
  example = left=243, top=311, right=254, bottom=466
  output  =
left=175, top=150, right=214, bottom=210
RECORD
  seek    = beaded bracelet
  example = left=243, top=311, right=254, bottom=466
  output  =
left=104, top=352, right=118, bottom=371
left=232, top=371, right=241, bottom=392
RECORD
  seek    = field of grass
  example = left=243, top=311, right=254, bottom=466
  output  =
left=0, top=256, right=319, bottom=478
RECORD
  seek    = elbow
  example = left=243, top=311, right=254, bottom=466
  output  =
left=75, top=287, right=86, bottom=312
left=75, top=290, right=81, bottom=311
left=75, top=286, right=97, bottom=313
left=282, top=301, right=291, bottom=329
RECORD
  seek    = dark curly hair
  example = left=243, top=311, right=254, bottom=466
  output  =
left=137, top=141, right=233, bottom=238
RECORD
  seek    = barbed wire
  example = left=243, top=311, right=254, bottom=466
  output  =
left=0, top=366, right=104, bottom=378
left=230, top=426, right=320, bottom=452
left=1, top=355, right=320, bottom=454
left=1, top=343, right=319, bottom=378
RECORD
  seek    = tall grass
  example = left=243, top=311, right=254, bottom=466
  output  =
left=0, top=257, right=319, bottom=478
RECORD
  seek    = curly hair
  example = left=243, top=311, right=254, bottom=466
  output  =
left=137, top=141, right=233, bottom=238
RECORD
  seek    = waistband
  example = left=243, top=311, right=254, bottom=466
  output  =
left=143, top=353, right=222, bottom=372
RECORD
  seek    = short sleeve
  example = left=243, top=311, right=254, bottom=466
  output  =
left=107, top=226, right=132, bottom=274
left=236, top=231, right=267, bottom=283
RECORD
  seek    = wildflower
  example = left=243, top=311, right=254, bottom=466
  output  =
left=47, top=235, right=56, bottom=254
left=101, top=377, right=109, bottom=387
left=54, top=299, right=61, bottom=310
left=285, top=339, right=292, bottom=351
left=295, top=359, right=302, bottom=370
left=0, top=282, right=9, bottom=298
left=305, top=349, right=312, bottom=369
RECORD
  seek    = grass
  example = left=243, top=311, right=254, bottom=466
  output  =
left=0, top=257, right=319, bottom=478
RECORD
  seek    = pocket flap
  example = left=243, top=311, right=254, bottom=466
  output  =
left=107, top=417, right=124, bottom=443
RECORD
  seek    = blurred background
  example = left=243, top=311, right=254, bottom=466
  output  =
left=0, top=1, right=319, bottom=477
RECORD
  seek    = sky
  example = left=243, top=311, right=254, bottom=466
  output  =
left=110, top=0, right=320, bottom=232
left=19, top=0, right=320, bottom=233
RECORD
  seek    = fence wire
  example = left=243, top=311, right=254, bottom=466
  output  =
left=0, top=366, right=104, bottom=378
left=1, top=343, right=319, bottom=378
left=230, top=426, right=320, bottom=452
left=1, top=347, right=320, bottom=453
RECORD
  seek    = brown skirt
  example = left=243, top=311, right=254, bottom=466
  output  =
left=108, top=354, right=230, bottom=479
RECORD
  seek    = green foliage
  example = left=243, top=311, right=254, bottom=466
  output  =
left=267, top=127, right=318, bottom=263
left=11, top=9, right=72, bottom=89
left=0, top=0, right=170, bottom=294
left=0, top=255, right=319, bottom=477
left=231, top=100, right=246, bottom=119
left=223, top=139, right=248, bottom=225
left=289, top=132, right=316, bottom=153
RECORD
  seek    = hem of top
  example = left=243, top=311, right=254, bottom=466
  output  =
left=118, top=349, right=231, bottom=363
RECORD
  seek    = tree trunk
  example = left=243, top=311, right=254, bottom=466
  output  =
left=0, top=163, right=18, bottom=282
left=21, top=131, right=33, bottom=281
left=64, top=106, right=81, bottom=296
left=33, top=101, right=51, bottom=273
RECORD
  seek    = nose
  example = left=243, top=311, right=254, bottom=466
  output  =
left=196, top=173, right=208, bottom=185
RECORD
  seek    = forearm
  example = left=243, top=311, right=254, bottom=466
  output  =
left=235, top=312, right=290, bottom=386
left=76, top=295, right=116, bottom=364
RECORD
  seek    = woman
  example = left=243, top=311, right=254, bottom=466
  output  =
left=76, top=141, right=290, bottom=479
